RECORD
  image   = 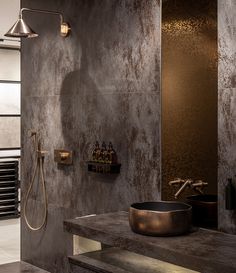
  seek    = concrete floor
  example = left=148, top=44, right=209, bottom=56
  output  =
left=0, top=262, right=50, bottom=273
left=0, top=218, right=20, bottom=265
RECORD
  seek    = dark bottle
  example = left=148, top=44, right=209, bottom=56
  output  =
left=108, top=142, right=117, bottom=164
left=92, top=141, right=100, bottom=162
left=95, top=142, right=101, bottom=162
left=103, top=143, right=109, bottom=164
left=103, top=144, right=109, bottom=164
left=99, top=142, right=107, bottom=163
left=225, top=178, right=236, bottom=210
left=107, top=142, right=113, bottom=164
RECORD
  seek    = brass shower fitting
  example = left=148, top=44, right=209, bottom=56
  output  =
left=5, top=8, right=71, bottom=38
left=23, top=131, right=48, bottom=231
left=169, top=178, right=208, bottom=199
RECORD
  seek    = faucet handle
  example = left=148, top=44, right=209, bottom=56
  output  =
left=191, top=180, right=208, bottom=195
left=191, top=180, right=208, bottom=188
left=169, top=178, right=185, bottom=186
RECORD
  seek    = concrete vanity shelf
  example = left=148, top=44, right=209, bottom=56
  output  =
left=64, top=211, right=236, bottom=273
left=87, top=161, right=121, bottom=174
left=69, top=247, right=198, bottom=273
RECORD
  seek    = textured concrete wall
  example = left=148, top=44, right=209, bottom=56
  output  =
left=21, top=0, right=161, bottom=272
left=218, top=0, right=236, bottom=234
left=162, top=0, right=217, bottom=201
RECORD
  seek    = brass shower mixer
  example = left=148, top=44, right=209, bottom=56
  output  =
left=54, top=149, right=73, bottom=165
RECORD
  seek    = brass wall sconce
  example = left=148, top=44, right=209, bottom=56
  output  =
left=5, top=8, right=71, bottom=38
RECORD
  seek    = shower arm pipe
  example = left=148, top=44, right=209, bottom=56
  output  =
left=19, top=8, right=64, bottom=24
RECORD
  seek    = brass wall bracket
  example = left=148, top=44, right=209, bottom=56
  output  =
left=54, top=149, right=73, bottom=165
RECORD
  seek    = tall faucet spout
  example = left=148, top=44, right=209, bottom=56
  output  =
left=174, top=179, right=193, bottom=199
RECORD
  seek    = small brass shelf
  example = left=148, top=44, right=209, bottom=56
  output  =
left=87, top=161, right=121, bottom=174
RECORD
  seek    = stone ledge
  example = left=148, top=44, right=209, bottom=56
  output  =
left=64, top=211, right=236, bottom=273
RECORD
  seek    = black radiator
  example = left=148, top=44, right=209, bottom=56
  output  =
left=0, top=160, right=20, bottom=220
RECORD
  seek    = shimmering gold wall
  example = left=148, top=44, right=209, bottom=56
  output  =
left=162, top=0, right=217, bottom=200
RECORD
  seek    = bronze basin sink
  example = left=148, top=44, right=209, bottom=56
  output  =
left=129, top=201, right=192, bottom=236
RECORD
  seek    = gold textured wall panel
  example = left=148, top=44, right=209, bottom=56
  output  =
left=162, top=0, right=217, bottom=200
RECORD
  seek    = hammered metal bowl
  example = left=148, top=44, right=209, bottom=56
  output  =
left=129, top=201, right=192, bottom=236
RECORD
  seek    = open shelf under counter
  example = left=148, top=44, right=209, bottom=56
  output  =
left=64, top=211, right=236, bottom=273
left=69, top=247, right=199, bottom=273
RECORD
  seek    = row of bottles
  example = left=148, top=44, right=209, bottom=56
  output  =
left=91, top=141, right=118, bottom=164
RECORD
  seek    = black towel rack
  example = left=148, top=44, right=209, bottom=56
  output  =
left=0, top=160, right=20, bottom=220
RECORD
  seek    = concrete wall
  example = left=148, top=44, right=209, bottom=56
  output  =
left=218, top=0, right=236, bottom=234
left=20, top=2, right=236, bottom=273
left=20, top=1, right=161, bottom=272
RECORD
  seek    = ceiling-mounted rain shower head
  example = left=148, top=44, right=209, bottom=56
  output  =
left=5, top=8, right=71, bottom=38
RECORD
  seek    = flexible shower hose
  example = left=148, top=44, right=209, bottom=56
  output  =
left=23, top=133, right=48, bottom=231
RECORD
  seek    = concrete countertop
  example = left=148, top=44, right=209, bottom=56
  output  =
left=64, top=211, right=236, bottom=273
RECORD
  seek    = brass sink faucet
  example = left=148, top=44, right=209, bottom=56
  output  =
left=169, top=178, right=208, bottom=199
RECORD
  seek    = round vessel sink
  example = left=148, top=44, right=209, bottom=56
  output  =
left=129, top=201, right=192, bottom=236
left=186, top=194, right=217, bottom=228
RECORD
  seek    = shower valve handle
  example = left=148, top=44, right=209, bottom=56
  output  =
left=59, top=151, right=70, bottom=161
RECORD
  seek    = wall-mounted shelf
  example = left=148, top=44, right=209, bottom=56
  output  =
left=87, top=161, right=121, bottom=174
